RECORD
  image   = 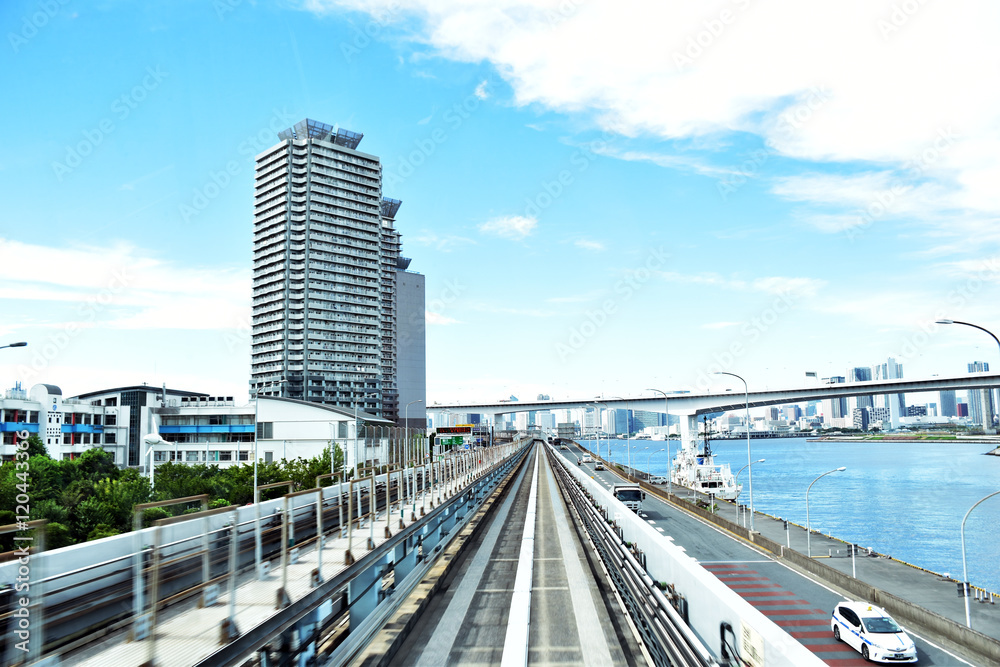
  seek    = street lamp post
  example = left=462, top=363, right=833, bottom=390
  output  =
left=647, top=388, right=673, bottom=496
left=713, top=372, right=755, bottom=531
left=806, top=467, right=846, bottom=557
left=0, top=342, right=27, bottom=350
left=646, top=448, right=665, bottom=476
left=960, top=490, right=1000, bottom=628
left=592, top=401, right=609, bottom=461
left=608, top=396, right=632, bottom=476
left=735, top=459, right=765, bottom=527
left=937, top=319, right=1000, bottom=433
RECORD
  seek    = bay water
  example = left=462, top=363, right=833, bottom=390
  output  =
left=577, top=436, right=1000, bottom=593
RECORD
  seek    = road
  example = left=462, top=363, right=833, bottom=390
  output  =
left=554, top=442, right=978, bottom=667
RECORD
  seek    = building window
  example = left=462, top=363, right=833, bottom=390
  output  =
left=154, top=451, right=168, bottom=462
left=219, top=451, right=232, bottom=461
left=105, top=432, right=116, bottom=444
left=264, top=451, right=273, bottom=463
left=186, top=451, right=201, bottom=462
left=81, top=433, right=91, bottom=445
left=238, top=450, right=249, bottom=461
left=208, top=450, right=220, bottom=462
left=93, top=414, right=102, bottom=426
left=105, top=414, right=116, bottom=426
left=256, top=422, right=273, bottom=439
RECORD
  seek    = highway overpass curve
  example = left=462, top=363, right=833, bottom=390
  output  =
left=388, top=445, right=644, bottom=666
left=555, top=443, right=978, bottom=666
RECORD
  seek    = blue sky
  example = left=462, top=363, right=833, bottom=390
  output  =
left=2, top=0, right=999, bottom=405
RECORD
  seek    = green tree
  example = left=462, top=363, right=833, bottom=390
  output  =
left=25, top=434, right=48, bottom=458
left=87, top=524, right=120, bottom=541
left=46, top=522, right=73, bottom=550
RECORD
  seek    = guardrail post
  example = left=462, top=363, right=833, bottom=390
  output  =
left=368, top=474, right=376, bottom=550
left=222, top=510, right=240, bottom=641
left=346, top=478, right=355, bottom=565
left=277, top=496, right=291, bottom=609
left=145, top=524, right=163, bottom=664
left=198, top=497, right=212, bottom=607
left=315, top=486, right=324, bottom=586
left=385, top=468, right=393, bottom=538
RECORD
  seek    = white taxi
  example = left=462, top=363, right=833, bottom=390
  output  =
left=831, top=601, right=917, bottom=663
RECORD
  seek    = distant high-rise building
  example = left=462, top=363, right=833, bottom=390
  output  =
left=847, top=367, right=874, bottom=411
left=967, top=361, right=995, bottom=428
left=821, top=376, right=848, bottom=419
left=250, top=118, right=424, bottom=423
left=852, top=407, right=870, bottom=431
left=939, top=390, right=957, bottom=417
left=873, top=357, right=904, bottom=428
left=957, top=402, right=969, bottom=418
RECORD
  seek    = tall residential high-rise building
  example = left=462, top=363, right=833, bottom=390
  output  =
left=250, top=118, right=423, bottom=422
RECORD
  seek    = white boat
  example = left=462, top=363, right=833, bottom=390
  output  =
left=670, top=429, right=739, bottom=499
left=634, top=433, right=652, bottom=440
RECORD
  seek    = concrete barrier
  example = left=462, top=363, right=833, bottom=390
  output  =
left=874, top=588, right=1000, bottom=666
left=641, top=481, right=1000, bottom=665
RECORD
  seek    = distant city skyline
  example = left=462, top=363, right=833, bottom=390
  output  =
left=3, top=2, right=1000, bottom=406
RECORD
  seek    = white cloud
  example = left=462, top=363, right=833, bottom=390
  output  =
left=411, top=231, right=478, bottom=251
left=309, top=0, right=1000, bottom=221
left=702, top=321, right=740, bottom=330
left=0, top=238, right=249, bottom=331
left=658, top=270, right=826, bottom=297
left=478, top=215, right=536, bottom=240
left=573, top=238, right=604, bottom=251
left=474, top=79, right=489, bottom=99
left=426, top=311, right=460, bottom=325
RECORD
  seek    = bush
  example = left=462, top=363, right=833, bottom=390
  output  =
left=87, top=524, right=121, bottom=541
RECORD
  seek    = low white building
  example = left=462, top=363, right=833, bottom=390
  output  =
left=1, top=383, right=131, bottom=464
left=150, top=395, right=394, bottom=471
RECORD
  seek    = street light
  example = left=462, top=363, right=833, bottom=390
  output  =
left=806, top=467, right=846, bottom=557
left=735, top=459, right=765, bottom=527
left=936, top=319, right=1000, bottom=353
left=592, top=401, right=609, bottom=461
left=713, top=372, right=755, bottom=531
left=0, top=342, right=27, bottom=350
left=960, top=489, right=1000, bottom=628
left=937, top=319, right=1000, bottom=432
left=647, top=388, right=673, bottom=496
left=646, top=448, right=665, bottom=476
left=608, top=395, right=632, bottom=476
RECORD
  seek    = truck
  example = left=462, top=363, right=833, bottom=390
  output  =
left=613, top=484, right=645, bottom=512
